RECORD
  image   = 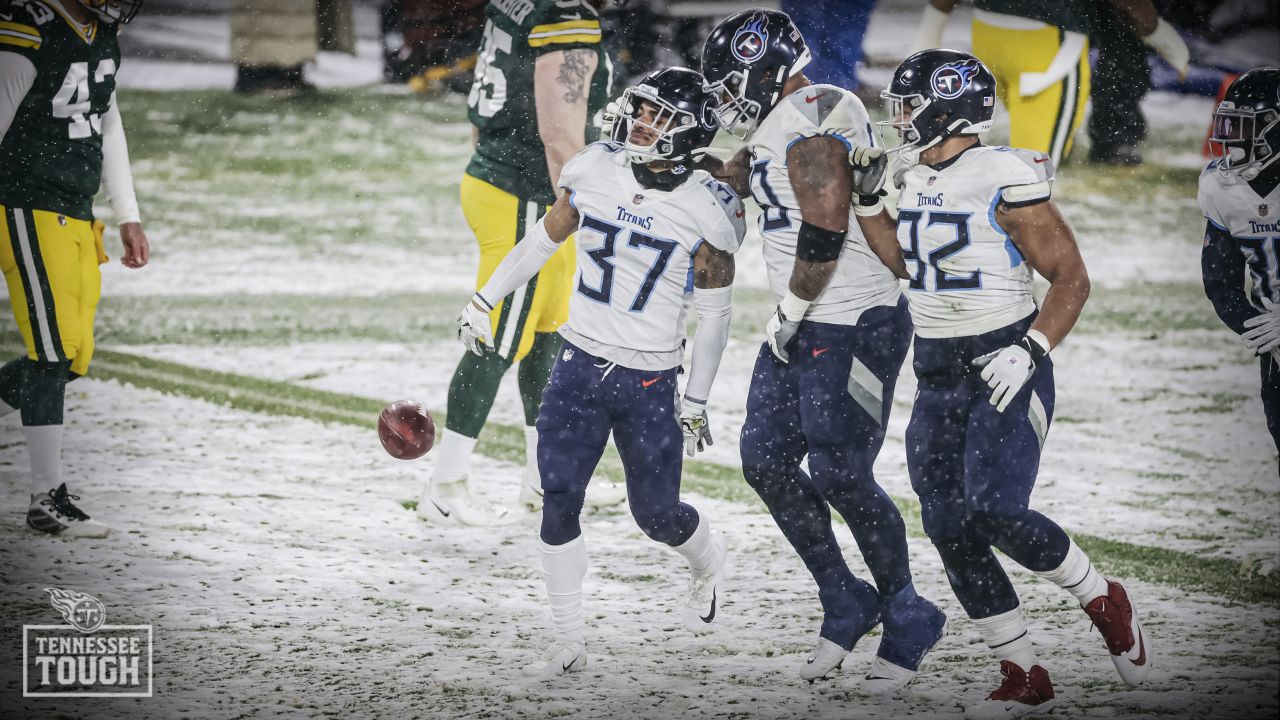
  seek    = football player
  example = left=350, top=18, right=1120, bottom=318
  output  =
left=0, top=0, right=149, bottom=538
left=419, top=0, right=624, bottom=526
left=699, top=9, right=946, bottom=693
left=872, top=49, right=1150, bottom=717
left=1200, top=67, right=1280, bottom=454
left=456, top=67, right=742, bottom=677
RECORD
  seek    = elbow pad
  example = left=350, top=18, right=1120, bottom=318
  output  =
left=795, top=221, right=846, bottom=263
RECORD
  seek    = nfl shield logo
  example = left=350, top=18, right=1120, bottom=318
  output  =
left=1260, top=204, right=1270, bottom=217
left=927, top=176, right=937, bottom=186
left=633, top=194, right=644, bottom=204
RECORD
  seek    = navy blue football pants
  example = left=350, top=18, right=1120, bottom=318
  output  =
left=537, top=342, right=699, bottom=547
left=908, top=315, right=1071, bottom=619
left=740, top=300, right=914, bottom=647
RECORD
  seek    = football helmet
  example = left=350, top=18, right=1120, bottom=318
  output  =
left=607, top=66, right=720, bottom=166
left=78, top=0, right=144, bottom=23
left=1211, top=67, right=1280, bottom=181
left=880, top=49, right=996, bottom=152
left=700, top=9, right=811, bottom=139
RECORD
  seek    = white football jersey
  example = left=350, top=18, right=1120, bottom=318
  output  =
left=895, top=144, right=1052, bottom=339
left=747, top=84, right=901, bottom=324
left=1198, top=159, right=1280, bottom=309
left=556, top=142, right=746, bottom=370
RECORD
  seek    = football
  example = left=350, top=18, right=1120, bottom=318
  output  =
left=377, top=400, right=435, bottom=460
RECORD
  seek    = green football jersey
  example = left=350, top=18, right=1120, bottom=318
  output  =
left=465, top=0, right=613, bottom=205
left=0, top=0, right=120, bottom=220
left=974, top=0, right=1096, bottom=35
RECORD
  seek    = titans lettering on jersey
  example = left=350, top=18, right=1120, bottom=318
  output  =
left=556, top=143, right=745, bottom=370
left=1198, top=159, right=1280, bottom=309
left=895, top=145, right=1053, bottom=338
left=748, top=84, right=900, bottom=324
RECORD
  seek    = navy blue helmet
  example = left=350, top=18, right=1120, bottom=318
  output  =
left=880, top=49, right=996, bottom=150
left=700, top=9, right=811, bottom=138
left=607, top=66, right=720, bottom=166
left=1211, top=67, right=1280, bottom=180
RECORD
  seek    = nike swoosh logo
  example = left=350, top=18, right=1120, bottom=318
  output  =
left=700, top=589, right=716, bottom=623
left=805, top=94, right=821, bottom=103
left=812, top=347, right=830, bottom=357
left=1125, top=626, right=1147, bottom=666
left=641, top=377, right=662, bottom=388
left=1034, top=157, right=1048, bottom=163
left=431, top=501, right=450, bottom=518
left=562, top=655, right=579, bottom=672
left=735, top=210, right=744, bottom=218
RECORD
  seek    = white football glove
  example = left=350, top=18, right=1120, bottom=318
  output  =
left=850, top=146, right=889, bottom=197
left=1242, top=297, right=1280, bottom=354
left=457, top=294, right=494, bottom=356
left=1142, top=18, right=1190, bottom=81
left=678, top=399, right=713, bottom=457
left=766, top=293, right=810, bottom=364
left=972, top=335, right=1047, bottom=413
left=600, top=99, right=625, bottom=140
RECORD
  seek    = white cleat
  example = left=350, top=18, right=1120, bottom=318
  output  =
left=681, top=535, right=726, bottom=633
left=27, top=484, right=110, bottom=538
left=521, top=640, right=587, bottom=678
left=416, top=479, right=513, bottom=527
left=584, top=481, right=626, bottom=510
left=861, top=655, right=919, bottom=695
left=800, top=637, right=849, bottom=682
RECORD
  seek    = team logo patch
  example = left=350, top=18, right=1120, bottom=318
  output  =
left=1261, top=204, right=1270, bottom=217
left=731, top=15, right=768, bottom=64
left=633, top=193, right=644, bottom=204
left=47, top=588, right=105, bottom=633
left=927, top=176, right=937, bottom=186
left=930, top=60, right=981, bottom=100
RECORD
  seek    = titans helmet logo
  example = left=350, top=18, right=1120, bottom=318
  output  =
left=731, top=16, right=769, bottom=64
left=46, top=587, right=106, bottom=634
left=930, top=60, right=981, bottom=100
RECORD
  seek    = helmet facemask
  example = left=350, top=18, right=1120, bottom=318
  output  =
left=1211, top=102, right=1280, bottom=181
left=609, top=86, right=704, bottom=166
left=704, top=70, right=763, bottom=140
left=78, top=0, right=144, bottom=23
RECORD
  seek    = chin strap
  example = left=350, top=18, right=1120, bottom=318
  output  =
left=631, top=162, right=689, bottom=191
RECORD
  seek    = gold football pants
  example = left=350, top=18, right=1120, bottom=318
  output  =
left=972, top=18, right=1091, bottom=166
left=0, top=205, right=106, bottom=375
left=460, top=173, right=574, bottom=362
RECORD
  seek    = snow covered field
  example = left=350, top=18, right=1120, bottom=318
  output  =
left=0, top=2, right=1277, bottom=718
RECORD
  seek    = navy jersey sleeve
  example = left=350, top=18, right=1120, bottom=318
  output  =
left=1201, top=221, right=1258, bottom=335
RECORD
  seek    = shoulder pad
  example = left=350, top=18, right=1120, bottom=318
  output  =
left=700, top=177, right=746, bottom=253
left=1001, top=146, right=1055, bottom=183
left=783, top=85, right=873, bottom=151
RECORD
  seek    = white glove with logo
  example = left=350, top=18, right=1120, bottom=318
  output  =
left=971, top=333, right=1049, bottom=413
left=850, top=146, right=888, bottom=215
left=1143, top=18, right=1190, bottom=80
left=678, top=398, right=713, bottom=457
left=1243, top=297, right=1280, bottom=354
left=600, top=99, right=625, bottom=139
left=457, top=294, right=494, bottom=356
left=766, top=292, right=811, bottom=363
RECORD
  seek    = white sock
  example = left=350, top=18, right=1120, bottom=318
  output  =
left=972, top=607, right=1039, bottom=671
left=523, top=425, right=540, bottom=489
left=672, top=514, right=717, bottom=576
left=0, top=398, right=16, bottom=418
left=1035, top=539, right=1108, bottom=605
left=25, top=424, right=63, bottom=497
left=431, top=428, right=476, bottom=485
left=540, top=536, right=588, bottom=645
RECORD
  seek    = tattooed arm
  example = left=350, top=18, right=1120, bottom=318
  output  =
left=534, top=48, right=598, bottom=187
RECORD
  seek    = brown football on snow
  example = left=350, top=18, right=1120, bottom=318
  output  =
left=378, top=400, right=435, bottom=460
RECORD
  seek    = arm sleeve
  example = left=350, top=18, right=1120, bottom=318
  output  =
left=683, top=284, right=733, bottom=406
left=100, top=92, right=141, bottom=224
left=1201, top=220, right=1257, bottom=336
left=0, top=51, right=36, bottom=141
left=527, top=1, right=602, bottom=56
left=476, top=216, right=563, bottom=308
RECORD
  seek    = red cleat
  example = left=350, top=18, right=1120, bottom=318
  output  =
left=1083, top=579, right=1151, bottom=686
left=964, top=661, right=1056, bottom=719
